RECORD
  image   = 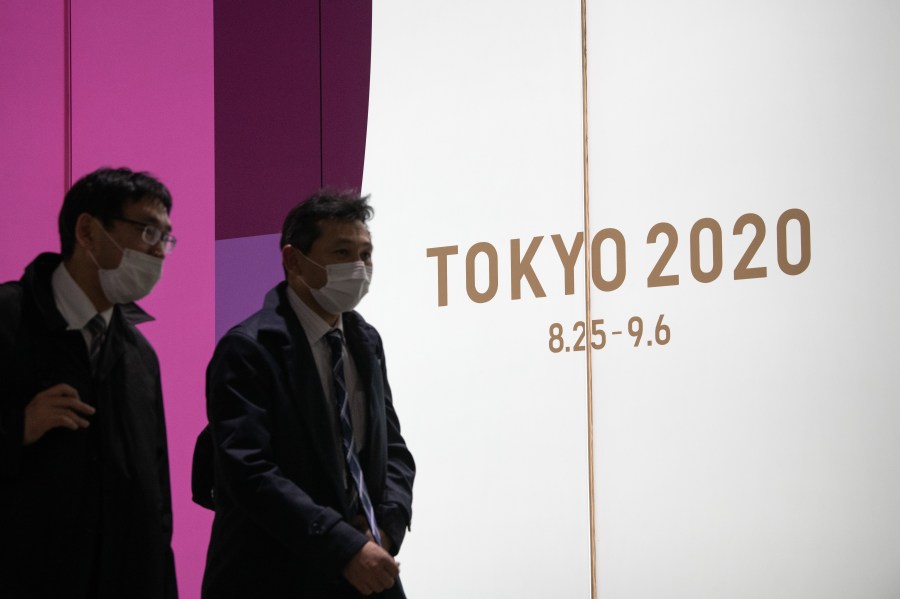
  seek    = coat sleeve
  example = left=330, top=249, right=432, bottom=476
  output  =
left=207, top=331, right=369, bottom=572
left=0, top=284, right=26, bottom=480
left=151, top=368, right=178, bottom=599
left=0, top=398, right=26, bottom=479
left=372, top=331, right=416, bottom=556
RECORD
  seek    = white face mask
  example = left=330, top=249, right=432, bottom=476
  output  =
left=303, top=255, right=372, bottom=314
left=90, top=222, right=163, bottom=304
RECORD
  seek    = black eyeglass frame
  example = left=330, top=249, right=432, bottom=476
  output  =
left=113, top=217, right=177, bottom=254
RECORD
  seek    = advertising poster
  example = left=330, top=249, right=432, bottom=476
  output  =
left=363, top=2, right=900, bottom=597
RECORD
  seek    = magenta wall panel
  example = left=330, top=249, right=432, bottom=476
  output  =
left=321, top=0, right=372, bottom=192
left=0, top=3, right=66, bottom=280
left=214, top=0, right=322, bottom=240
left=213, top=0, right=373, bottom=338
left=213, top=0, right=372, bottom=241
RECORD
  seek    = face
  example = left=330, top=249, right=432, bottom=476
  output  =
left=288, top=219, right=372, bottom=291
left=87, top=196, right=173, bottom=268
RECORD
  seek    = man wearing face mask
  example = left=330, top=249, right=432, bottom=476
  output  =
left=200, top=191, right=415, bottom=598
left=0, top=167, right=178, bottom=598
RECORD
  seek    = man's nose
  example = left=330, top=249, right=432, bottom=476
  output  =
left=148, top=240, right=166, bottom=259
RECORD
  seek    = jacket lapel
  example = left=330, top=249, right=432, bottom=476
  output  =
left=343, top=313, right=387, bottom=498
left=92, top=308, right=135, bottom=480
left=95, top=302, right=154, bottom=382
left=262, top=285, right=347, bottom=506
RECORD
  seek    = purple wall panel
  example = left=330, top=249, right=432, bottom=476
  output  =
left=321, top=0, right=372, bottom=192
left=0, top=3, right=65, bottom=280
left=71, top=2, right=215, bottom=597
left=214, top=233, right=282, bottom=340
left=214, top=0, right=321, bottom=240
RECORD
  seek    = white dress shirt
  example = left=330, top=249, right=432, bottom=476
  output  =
left=51, top=262, right=112, bottom=349
left=286, top=286, right=368, bottom=450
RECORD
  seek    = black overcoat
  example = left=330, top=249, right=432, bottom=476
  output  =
left=0, top=253, right=177, bottom=599
left=201, top=283, right=415, bottom=599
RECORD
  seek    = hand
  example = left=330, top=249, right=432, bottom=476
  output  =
left=351, top=516, right=394, bottom=554
left=367, top=528, right=393, bottom=554
left=23, top=384, right=95, bottom=445
left=342, top=541, right=399, bottom=596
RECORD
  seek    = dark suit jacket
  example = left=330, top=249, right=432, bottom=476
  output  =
left=0, top=253, right=177, bottom=599
left=201, top=283, right=415, bottom=599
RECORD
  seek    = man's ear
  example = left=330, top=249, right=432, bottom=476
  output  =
left=74, top=213, right=96, bottom=252
left=282, top=245, right=301, bottom=277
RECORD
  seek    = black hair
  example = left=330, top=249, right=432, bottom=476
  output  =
left=58, top=167, right=173, bottom=258
left=280, top=189, right=373, bottom=252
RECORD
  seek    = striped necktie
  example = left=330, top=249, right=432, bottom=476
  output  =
left=85, top=313, right=107, bottom=372
left=324, top=328, right=382, bottom=546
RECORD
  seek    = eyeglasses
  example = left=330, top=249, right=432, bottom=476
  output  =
left=114, top=217, right=177, bottom=254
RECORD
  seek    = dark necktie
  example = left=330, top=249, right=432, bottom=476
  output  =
left=324, top=328, right=382, bottom=546
left=85, top=313, right=107, bottom=372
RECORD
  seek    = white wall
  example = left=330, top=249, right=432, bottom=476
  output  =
left=363, top=2, right=900, bottom=597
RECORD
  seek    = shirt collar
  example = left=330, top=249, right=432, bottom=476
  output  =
left=286, top=285, right=343, bottom=346
left=51, top=262, right=112, bottom=330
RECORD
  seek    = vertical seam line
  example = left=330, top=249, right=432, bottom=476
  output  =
left=581, top=1, right=597, bottom=598
left=318, top=0, right=324, bottom=187
left=64, top=0, right=72, bottom=190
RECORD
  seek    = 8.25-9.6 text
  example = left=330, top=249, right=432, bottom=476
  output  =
left=549, top=315, right=670, bottom=353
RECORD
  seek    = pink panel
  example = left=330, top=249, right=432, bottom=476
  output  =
left=0, top=2, right=65, bottom=281
left=71, top=2, right=215, bottom=596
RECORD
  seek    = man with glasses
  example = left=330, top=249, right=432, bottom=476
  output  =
left=0, top=167, right=178, bottom=598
